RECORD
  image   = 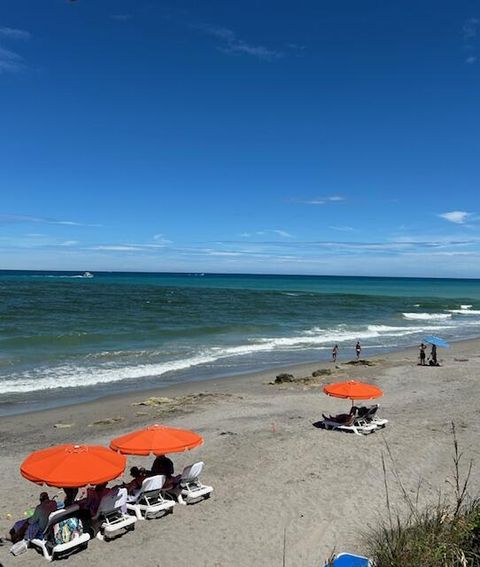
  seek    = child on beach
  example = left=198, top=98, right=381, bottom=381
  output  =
left=332, top=344, right=338, bottom=362
left=355, top=341, right=361, bottom=360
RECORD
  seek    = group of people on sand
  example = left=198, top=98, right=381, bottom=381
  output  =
left=418, top=343, right=439, bottom=366
left=331, top=341, right=362, bottom=362
left=8, top=454, right=181, bottom=544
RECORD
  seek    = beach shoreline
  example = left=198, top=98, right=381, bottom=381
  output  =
left=0, top=337, right=472, bottom=423
left=1, top=338, right=480, bottom=566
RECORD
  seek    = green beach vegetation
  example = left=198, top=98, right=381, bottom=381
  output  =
left=366, top=425, right=480, bottom=566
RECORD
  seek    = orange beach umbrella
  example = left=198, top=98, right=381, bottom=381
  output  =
left=110, top=424, right=203, bottom=456
left=20, top=444, right=126, bottom=488
left=323, top=380, right=383, bottom=401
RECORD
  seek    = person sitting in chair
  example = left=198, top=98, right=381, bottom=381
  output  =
left=150, top=454, right=181, bottom=491
left=123, top=466, right=147, bottom=499
left=9, top=492, right=57, bottom=543
left=323, top=406, right=358, bottom=425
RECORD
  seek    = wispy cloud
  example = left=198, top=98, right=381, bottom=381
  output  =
left=0, top=234, right=80, bottom=249
left=91, top=245, right=144, bottom=252
left=329, top=225, right=354, bottom=232
left=240, top=229, right=293, bottom=238
left=463, top=17, right=479, bottom=63
left=0, top=26, right=30, bottom=74
left=110, top=14, right=132, bottom=22
left=153, top=234, right=173, bottom=245
left=272, top=229, right=293, bottom=238
left=463, top=18, right=479, bottom=42
left=91, top=238, right=172, bottom=252
left=0, top=214, right=100, bottom=227
left=193, top=23, right=282, bottom=61
left=296, top=195, right=345, bottom=205
left=0, top=46, right=24, bottom=73
left=438, top=211, right=471, bottom=224
left=287, top=43, right=307, bottom=51
left=0, top=27, right=31, bottom=40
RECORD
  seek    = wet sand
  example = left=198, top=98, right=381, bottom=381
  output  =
left=1, top=340, right=480, bottom=566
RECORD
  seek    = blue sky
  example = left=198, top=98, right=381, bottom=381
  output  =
left=1, top=1, right=480, bottom=277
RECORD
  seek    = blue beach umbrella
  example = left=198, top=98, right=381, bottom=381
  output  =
left=424, top=335, right=449, bottom=348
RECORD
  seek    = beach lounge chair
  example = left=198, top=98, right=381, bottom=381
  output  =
left=172, top=461, right=213, bottom=504
left=320, top=414, right=377, bottom=436
left=126, top=474, right=175, bottom=520
left=360, top=404, right=388, bottom=428
left=92, top=487, right=137, bottom=540
left=323, top=552, right=371, bottom=566
left=29, top=504, right=90, bottom=562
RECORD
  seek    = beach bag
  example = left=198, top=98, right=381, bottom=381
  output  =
left=10, top=539, right=28, bottom=556
left=52, top=517, right=83, bottom=545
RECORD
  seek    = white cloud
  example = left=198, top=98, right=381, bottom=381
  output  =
left=240, top=229, right=292, bottom=238
left=438, top=211, right=471, bottom=224
left=272, top=229, right=293, bottom=238
left=0, top=46, right=23, bottom=73
left=91, top=245, right=145, bottom=252
left=194, top=23, right=282, bottom=61
left=0, top=214, right=99, bottom=227
left=298, top=195, right=345, bottom=205
left=59, top=240, right=78, bottom=247
left=0, top=27, right=30, bottom=40
left=0, top=27, right=30, bottom=73
left=463, top=18, right=479, bottom=42
left=153, top=234, right=172, bottom=245
left=110, top=14, right=132, bottom=21
left=329, top=225, right=354, bottom=232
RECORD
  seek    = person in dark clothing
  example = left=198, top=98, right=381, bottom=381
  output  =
left=63, top=487, right=78, bottom=507
left=355, top=341, right=361, bottom=360
left=150, top=455, right=181, bottom=490
left=429, top=344, right=438, bottom=366
left=323, top=406, right=358, bottom=425
left=419, top=343, right=427, bottom=366
left=151, top=455, right=174, bottom=479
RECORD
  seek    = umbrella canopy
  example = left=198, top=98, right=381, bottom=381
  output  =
left=323, top=380, right=383, bottom=401
left=20, top=444, right=126, bottom=488
left=110, top=424, right=203, bottom=456
left=424, top=335, right=449, bottom=348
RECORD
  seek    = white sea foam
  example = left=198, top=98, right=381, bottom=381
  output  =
left=0, top=352, right=221, bottom=395
left=0, top=319, right=464, bottom=395
left=460, top=305, right=472, bottom=310
left=447, top=309, right=480, bottom=315
left=402, top=313, right=452, bottom=321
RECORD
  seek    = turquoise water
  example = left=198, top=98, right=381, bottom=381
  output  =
left=1, top=270, right=480, bottom=415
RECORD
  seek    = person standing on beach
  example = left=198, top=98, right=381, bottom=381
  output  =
left=429, top=344, right=438, bottom=366
left=355, top=341, right=361, bottom=360
left=332, top=344, right=338, bottom=362
left=419, top=343, right=427, bottom=365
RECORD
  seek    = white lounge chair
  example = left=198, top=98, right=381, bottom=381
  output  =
left=92, top=487, right=137, bottom=540
left=30, top=504, right=90, bottom=562
left=174, top=462, right=213, bottom=504
left=321, top=415, right=377, bottom=436
left=364, top=405, right=388, bottom=428
left=126, top=474, right=175, bottom=520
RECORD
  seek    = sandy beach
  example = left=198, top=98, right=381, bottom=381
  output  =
left=1, top=340, right=480, bottom=566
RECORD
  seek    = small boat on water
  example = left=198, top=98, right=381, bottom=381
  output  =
left=82, top=272, right=94, bottom=278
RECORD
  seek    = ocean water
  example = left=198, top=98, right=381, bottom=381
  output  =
left=1, top=270, right=480, bottom=415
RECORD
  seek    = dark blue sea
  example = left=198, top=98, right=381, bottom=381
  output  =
left=1, top=270, right=480, bottom=415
